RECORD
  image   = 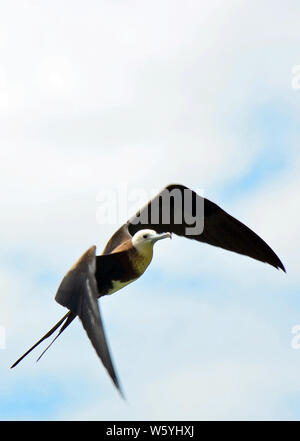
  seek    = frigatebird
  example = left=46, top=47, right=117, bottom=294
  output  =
left=11, top=184, right=285, bottom=396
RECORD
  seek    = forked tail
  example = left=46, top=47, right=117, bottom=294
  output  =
left=10, top=311, right=76, bottom=368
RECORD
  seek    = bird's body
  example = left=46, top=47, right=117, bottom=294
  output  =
left=53, top=230, right=165, bottom=313
left=95, top=230, right=168, bottom=296
left=11, top=184, right=286, bottom=397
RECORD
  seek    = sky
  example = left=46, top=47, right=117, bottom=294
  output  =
left=0, top=0, right=300, bottom=421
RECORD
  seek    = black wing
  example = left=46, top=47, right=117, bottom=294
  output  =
left=55, top=246, right=123, bottom=397
left=103, top=184, right=285, bottom=272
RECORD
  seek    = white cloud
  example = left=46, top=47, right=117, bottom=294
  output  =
left=58, top=292, right=300, bottom=421
left=0, top=0, right=300, bottom=421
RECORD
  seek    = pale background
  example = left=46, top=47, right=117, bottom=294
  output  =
left=0, top=0, right=299, bottom=420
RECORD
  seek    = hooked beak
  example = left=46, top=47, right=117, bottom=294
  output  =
left=151, top=232, right=172, bottom=243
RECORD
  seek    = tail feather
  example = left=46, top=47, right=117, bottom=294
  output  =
left=10, top=311, right=76, bottom=368
left=35, top=313, right=76, bottom=363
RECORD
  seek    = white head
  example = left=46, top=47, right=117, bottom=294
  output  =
left=132, top=229, right=172, bottom=254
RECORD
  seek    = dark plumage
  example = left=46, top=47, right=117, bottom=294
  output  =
left=11, top=184, right=285, bottom=396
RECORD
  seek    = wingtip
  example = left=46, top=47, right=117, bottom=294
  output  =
left=271, top=259, right=286, bottom=273
left=118, top=387, right=126, bottom=401
left=278, top=263, right=287, bottom=273
left=274, top=256, right=286, bottom=273
left=112, top=375, right=126, bottom=400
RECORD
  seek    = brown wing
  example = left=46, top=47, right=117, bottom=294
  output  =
left=102, top=226, right=132, bottom=255
left=55, top=246, right=124, bottom=397
left=103, top=184, right=285, bottom=272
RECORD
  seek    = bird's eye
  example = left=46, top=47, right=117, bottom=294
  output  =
left=143, top=234, right=148, bottom=239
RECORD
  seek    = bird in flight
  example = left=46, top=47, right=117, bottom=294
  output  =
left=11, top=184, right=285, bottom=397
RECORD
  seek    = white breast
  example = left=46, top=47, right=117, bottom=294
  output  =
left=107, top=279, right=137, bottom=296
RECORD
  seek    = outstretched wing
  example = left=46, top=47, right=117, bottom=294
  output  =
left=103, top=184, right=285, bottom=272
left=55, top=246, right=123, bottom=396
